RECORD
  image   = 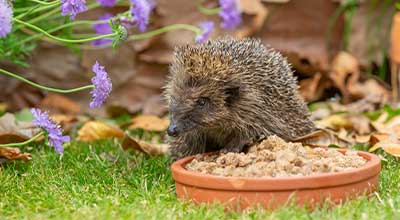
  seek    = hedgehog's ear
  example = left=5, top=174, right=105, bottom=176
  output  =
left=224, top=86, right=240, bottom=106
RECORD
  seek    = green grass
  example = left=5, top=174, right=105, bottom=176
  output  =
left=1, top=140, right=400, bottom=220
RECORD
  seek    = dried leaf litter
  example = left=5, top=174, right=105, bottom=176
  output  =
left=185, top=136, right=367, bottom=177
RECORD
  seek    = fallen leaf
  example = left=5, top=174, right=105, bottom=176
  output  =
left=293, top=129, right=351, bottom=148
left=299, top=73, right=328, bottom=102
left=371, top=113, right=400, bottom=137
left=383, top=116, right=400, bottom=136
left=310, top=107, right=331, bottom=121
left=329, top=51, right=360, bottom=103
left=353, top=134, right=371, bottom=144
left=347, top=114, right=372, bottom=135
left=122, top=134, right=169, bottom=155
left=50, top=114, right=80, bottom=133
left=0, top=113, right=40, bottom=144
left=315, top=114, right=353, bottom=131
left=236, top=0, right=269, bottom=38
left=345, top=94, right=386, bottom=113
left=0, top=147, right=31, bottom=162
left=369, top=142, right=400, bottom=157
left=348, top=79, right=390, bottom=103
left=77, top=121, right=125, bottom=141
left=369, top=133, right=391, bottom=146
left=40, top=94, right=81, bottom=115
left=382, top=144, right=400, bottom=157
left=129, top=115, right=169, bottom=132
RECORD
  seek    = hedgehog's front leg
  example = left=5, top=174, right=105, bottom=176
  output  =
left=168, top=133, right=206, bottom=160
left=220, top=134, right=251, bottom=154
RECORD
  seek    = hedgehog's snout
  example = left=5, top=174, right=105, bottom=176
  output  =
left=167, top=122, right=180, bottom=137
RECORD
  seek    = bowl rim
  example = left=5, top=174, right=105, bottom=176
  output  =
left=171, top=149, right=381, bottom=191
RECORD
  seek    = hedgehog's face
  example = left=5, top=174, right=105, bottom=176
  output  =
left=166, top=78, right=239, bottom=137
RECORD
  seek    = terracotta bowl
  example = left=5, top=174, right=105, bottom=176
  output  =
left=171, top=150, right=381, bottom=210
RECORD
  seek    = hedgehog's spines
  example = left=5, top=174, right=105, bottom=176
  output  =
left=165, top=37, right=315, bottom=160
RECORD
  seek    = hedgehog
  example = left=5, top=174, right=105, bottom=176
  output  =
left=164, top=37, right=315, bottom=160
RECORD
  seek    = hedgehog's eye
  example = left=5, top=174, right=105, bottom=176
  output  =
left=196, top=97, right=208, bottom=107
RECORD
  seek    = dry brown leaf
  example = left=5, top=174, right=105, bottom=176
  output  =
left=369, top=142, right=400, bottom=157
left=236, top=0, right=269, bottom=38
left=382, top=144, right=400, bottom=157
left=129, top=115, right=169, bottom=132
left=348, top=79, right=390, bottom=102
left=299, top=73, right=327, bottom=102
left=77, top=121, right=125, bottom=141
left=40, top=94, right=81, bottom=114
left=0, top=147, right=31, bottom=162
left=353, top=134, right=371, bottom=144
left=50, top=114, right=80, bottom=133
left=315, top=114, right=353, bottom=131
left=50, top=114, right=78, bottom=125
left=382, top=116, right=400, bottom=136
left=371, top=114, right=400, bottom=137
left=347, top=115, right=372, bottom=135
left=293, top=129, right=351, bottom=148
left=122, top=134, right=169, bottom=155
left=369, top=133, right=391, bottom=146
left=0, top=113, right=40, bottom=144
left=310, top=107, right=331, bottom=121
left=329, top=52, right=360, bottom=103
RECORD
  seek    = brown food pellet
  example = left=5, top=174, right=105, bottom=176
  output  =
left=185, top=135, right=367, bottom=178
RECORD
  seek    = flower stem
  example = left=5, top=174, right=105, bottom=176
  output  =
left=13, top=18, right=118, bottom=43
left=28, top=2, right=99, bottom=24
left=0, top=132, right=44, bottom=147
left=16, top=20, right=108, bottom=46
left=195, top=0, right=220, bottom=15
left=129, top=24, right=202, bottom=41
left=16, top=2, right=60, bottom=20
left=0, top=69, right=94, bottom=94
left=29, top=0, right=59, bottom=5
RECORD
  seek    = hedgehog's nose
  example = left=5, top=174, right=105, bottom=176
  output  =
left=167, top=123, right=179, bottom=137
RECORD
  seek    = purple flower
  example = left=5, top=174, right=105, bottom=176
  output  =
left=60, top=0, right=88, bottom=20
left=92, top=13, right=113, bottom=46
left=195, top=21, right=214, bottom=44
left=218, top=0, right=241, bottom=29
left=0, top=0, right=12, bottom=38
left=31, top=108, right=70, bottom=154
left=90, top=61, right=112, bottom=108
left=97, top=0, right=116, bottom=7
left=130, top=0, right=155, bottom=32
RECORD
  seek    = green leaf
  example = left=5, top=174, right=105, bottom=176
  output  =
left=14, top=109, right=34, bottom=122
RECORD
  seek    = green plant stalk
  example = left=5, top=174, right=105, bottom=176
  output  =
left=129, top=24, right=202, bottom=41
left=16, top=1, right=60, bottom=20
left=32, top=2, right=100, bottom=23
left=325, top=0, right=358, bottom=56
left=0, top=132, right=44, bottom=147
left=14, top=18, right=117, bottom=43
left=0, top=69, right=94, bottom=93
left=16, top=20, right=108, bottom=46
left=29, top=0, right=59, bottom=5
left=342, top=2, right=358, bottom=50
left=195, top=0, right=220, bottom=15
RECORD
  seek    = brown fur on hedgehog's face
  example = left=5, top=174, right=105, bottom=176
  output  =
left=165, top=75, right=240, bottom=137
left=165, top=44, right=241, bottom=137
